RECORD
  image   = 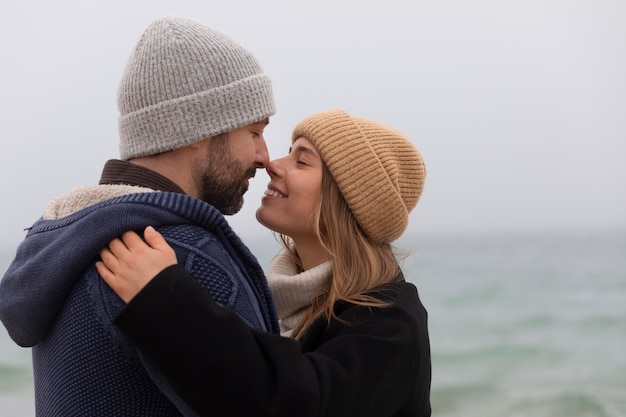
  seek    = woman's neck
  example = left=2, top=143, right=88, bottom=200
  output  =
left=291, top=236, right=331, bottom=271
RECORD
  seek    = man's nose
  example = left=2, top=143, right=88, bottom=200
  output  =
left=254, top=136, right=270, bottom=168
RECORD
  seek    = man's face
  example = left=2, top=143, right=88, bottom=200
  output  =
left=195, top=121, right=269, bottom=215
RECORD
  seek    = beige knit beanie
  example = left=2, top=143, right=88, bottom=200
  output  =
left=292, top=109, right=426, bottom=243
left=118, top=17, right=275, bottom=160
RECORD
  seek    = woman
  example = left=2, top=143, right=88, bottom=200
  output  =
left=97, top=109, right=431, bottom=416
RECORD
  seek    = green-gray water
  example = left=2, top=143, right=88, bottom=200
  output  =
left=1, top=231, right=625, bottom=416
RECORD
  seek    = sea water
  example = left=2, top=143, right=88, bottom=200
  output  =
left=1, top=231, right=625, bottom=416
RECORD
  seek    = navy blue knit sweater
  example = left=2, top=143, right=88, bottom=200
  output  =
left=0, top=191, right=279, bottom=416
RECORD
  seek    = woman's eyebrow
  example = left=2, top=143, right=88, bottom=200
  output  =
left=291, top=144, right=320, bottom=159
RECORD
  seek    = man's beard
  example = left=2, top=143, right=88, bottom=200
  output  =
left=196, top=135, right=256, bottom=215
left=199, top=165, right=256, bottom=215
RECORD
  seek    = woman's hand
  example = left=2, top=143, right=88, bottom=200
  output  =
left=96, top=226, right=178, bottom=303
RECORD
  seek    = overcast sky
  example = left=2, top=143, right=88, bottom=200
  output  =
left=1, top=0, right=625, bottom=250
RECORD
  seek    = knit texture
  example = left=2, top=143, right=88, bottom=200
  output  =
left=0, top=192, right=279, bottom=415
left=266, top=249, right=332, bottom=337
left=292, top=109, right=426, bottom=243
left=118, top=17, right=275, bottom=159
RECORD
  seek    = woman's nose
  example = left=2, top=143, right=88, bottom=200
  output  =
left=265, top=157, right=285, bottom=178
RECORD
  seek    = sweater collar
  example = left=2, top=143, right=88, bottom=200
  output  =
left=266, top=249, right=332, bottom=337
left=99, top=159, right=185, bottom=194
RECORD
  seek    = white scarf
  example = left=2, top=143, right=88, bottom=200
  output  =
left=266, top=249, right=332, bottom=337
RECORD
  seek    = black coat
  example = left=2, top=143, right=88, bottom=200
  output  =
left=115, top=264, right=432, bottom=416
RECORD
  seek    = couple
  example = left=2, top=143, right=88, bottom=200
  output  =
left=0, top=17, right=431, bottom=417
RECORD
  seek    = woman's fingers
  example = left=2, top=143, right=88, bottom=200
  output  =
left=96, top=227, right=178, bottom=304
left=119, top=230, right=145, bottom=252
left=95, top=260, right=115, bottom=286
left=99, top=244, right=120, bottom=271
left=144, top=226, right=177, bottom=261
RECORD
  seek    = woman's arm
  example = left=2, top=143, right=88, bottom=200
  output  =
left=98, top=227, right=429, bottom=417
left=113, top=264, right=323, bottom=416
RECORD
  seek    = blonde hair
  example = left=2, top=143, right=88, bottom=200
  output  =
left=279, top=164, right=405, bottom=340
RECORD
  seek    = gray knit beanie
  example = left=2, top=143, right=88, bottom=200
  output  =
left=118, top=17, right=276, bottom=160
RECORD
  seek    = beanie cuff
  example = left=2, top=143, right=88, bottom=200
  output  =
left=119, top=74, right=275, bottom=160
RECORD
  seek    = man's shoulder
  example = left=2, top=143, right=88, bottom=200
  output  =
left=42, top=185, right=156, bottom=220
left=157, top=223, right=224, bottom=252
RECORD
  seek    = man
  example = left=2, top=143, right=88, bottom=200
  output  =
left=0, top=17, right=279, bottom=416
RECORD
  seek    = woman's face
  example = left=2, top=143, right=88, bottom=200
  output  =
left=256, top=137, right=323, bottom=240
